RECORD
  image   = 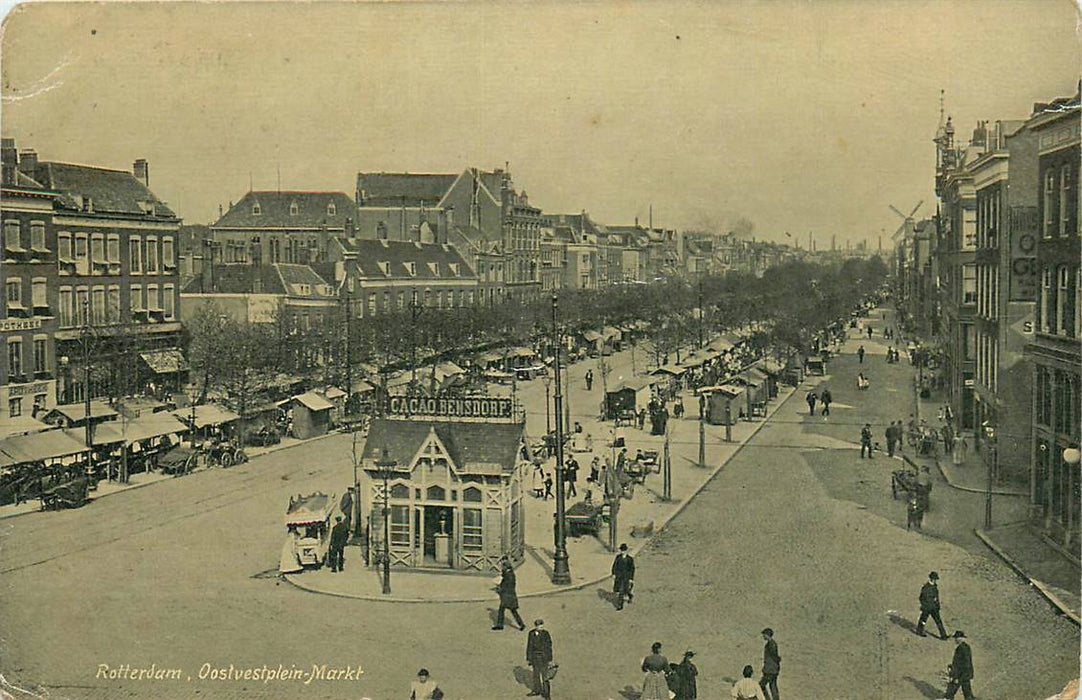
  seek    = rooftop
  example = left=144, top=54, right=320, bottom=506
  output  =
left=213, top=191, right=357, bottom=229
left=29, top=161, right=176, bottom=218
left=362, top=418, right=525, bottom=476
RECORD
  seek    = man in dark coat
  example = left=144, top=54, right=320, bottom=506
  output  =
left=916, top=571, right=948, bottom=639
left=805, top=391, right=817, bottom=415
left=759, top=628, right=781, bottom=700
left=943, top=630, right=974, bottom=699
left=526, top=619, right=554, bottom=699
left=819, top=388, right=832, bottom=415
left=672, top=650, right=698, bottom=699
left=860, top=423, right=874, bottom=459
left=585, top=369, right=593, bottom=391
left=857, top=345, right=866, bottom=364
left=611, top=543, right=635, bottom=610
left=328, top=515, right=349, bottom=573
left=565, top=457, right=579, bottom=498
left=339, top=487, right=354, bottom=531
left=492, top=558, right=525, bottom=630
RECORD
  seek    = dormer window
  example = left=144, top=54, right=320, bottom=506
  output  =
left=405, top=262, right=417, bottom=277
left=327, top=203, right=337, bottom=216
left=290, top=202, right=299, bottom=216
left=428, top=262, right=440, bottom=276
left=252, top=202, right=261, bottom=216
left=318, top=284, right=332, bottom=296
left=378, top=261, right=390, bottom=276
left=294, top=284, right=311, bottom=296
left=449, top=262, right=460, bottom=276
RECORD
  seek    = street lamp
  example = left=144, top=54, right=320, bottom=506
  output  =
left=1063, top=447, right=1080, bottom=548
left=374, top=446, right=397, bottom=595
left=550, top=293, right=572, bottom=585
left=983, top=422, right=996, bottom=530
left=541, top=373, right=552, bottom=439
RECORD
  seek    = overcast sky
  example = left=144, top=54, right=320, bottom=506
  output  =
left=1, top=1, right=1078, bottom=244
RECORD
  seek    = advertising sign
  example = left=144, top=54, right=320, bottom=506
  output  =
left=1009, top=206, right=1039, bottom=302
left=386, top=396, right=514, bottom=419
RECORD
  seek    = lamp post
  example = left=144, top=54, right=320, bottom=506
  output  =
left=698, top=392, right=706, bottom=468
left=409, top=288, right=423, bottom=390
left=550, top=293, right=571, bottom=585
left=1063, top=447, right=1080, bottom=548
left=541, top=373, right=552, bottom=439
left=984, top=423, right=996, bottom=530
left=374, top=447, right=397, bottom=594
left=79, top=298, right=95, bottom=481
left=663, top=421, right=672, bottom=501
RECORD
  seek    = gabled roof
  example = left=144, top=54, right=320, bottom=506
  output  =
left=31, top=161, right=176, bottom=218
left=362, top=418, right=525, bottom=476
left=337, top=238, right=477, bottom=281
left=356, top=172, right=457, bottom=207
left=272, top=264, right=336, bottom=298
left=213, top=191, right=357, bottom=229
left=181, top=263, right=333, bottom=298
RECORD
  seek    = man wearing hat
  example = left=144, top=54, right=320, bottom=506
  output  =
left=526, top=619, right=554, bottom=699
left=492, top=557, right=526, bottom=631
left=611, top=543, right=636, bottom=610
left=409, top=668, right=442, bottom=700
left=328, top=515, right=349, bottom=573
left=943, top=630, right=974, bottom=699
left=672, top=650, right=698, bottom=700
left=916, top=571, right=949, bottom=639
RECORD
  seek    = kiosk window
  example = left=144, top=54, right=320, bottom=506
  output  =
left=390, top=483, right=410, bottom=499
left=463, top=486, right=482, bottom=502
left=462, top=508, right=482, bottom=552
left=390, top=505, right=410, bottom=547
left=427, top=485, right=446, bottom=501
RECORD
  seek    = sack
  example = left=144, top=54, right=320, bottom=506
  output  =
left=431, top=687, right=445, bottom=700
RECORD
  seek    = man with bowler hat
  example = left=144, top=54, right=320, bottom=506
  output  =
left=611, top=543, right=635, bottom=610
left=916, top=571, right=949, bottom=639
left=526, top=619, right=554, bottom=698
left=328, top=515, right=349, bottom=573
left=492, top=557, right=526, bottom=631
left=943, top=630, right=974, bottom=699
left=759, top=628, right=781, bottom=700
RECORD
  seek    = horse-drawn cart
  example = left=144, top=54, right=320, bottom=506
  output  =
left=891, top=467, right=932, bottom=511
left=39, top=476, right=90, bottom=510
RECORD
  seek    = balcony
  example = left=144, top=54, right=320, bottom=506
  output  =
left=33, top=369, right=54, bottom=380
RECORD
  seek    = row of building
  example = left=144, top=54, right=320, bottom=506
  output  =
left=895, top=84, right=1080, bottom=553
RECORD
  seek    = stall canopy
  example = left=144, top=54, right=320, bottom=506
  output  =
left=43, top=401, right=118, bottom=427
left=293, top=392, right=335, bottom=412
left=505, top=347, right=535, bottom=359
left=581, top=330, right=603, bottom=343
left=602, top=326, right=622, bottom=341
left=760, top=359, right=786, bottom=376
left=172, top=403, right=240, bottom=429
left=707, top=337, right=735, bottom=353
left=322, top=387, right=347, bottom=401
left=696, top=384, right=745, bottom=398
left=650, top=365, right=687, bottom=377
left=93, top=414, right=189, bottom=446
left=351, top=379, right=376, bottom=394
left=139, top=348, right=189, bottom=375
left=0, top=415, right=49, bottom=441
left=0, top=429, right=89, bottom=468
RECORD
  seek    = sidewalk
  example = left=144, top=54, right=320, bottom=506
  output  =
left=285, top=377, right=800, bottom=602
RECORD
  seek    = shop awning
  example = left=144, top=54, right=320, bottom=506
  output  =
left=172, top=403, right=240, bottom=429
left=93, top=414, right=189, bottom=446
left=0, top=429, right=89, bottom=466
left=293, top=392, right=334, bottom=412
left=45, top=401, right=118, bottom=424
left=140, top=349, right=189, bottom=375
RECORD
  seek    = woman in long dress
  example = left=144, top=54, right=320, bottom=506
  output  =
left=641, top=642, right=670, bottom=700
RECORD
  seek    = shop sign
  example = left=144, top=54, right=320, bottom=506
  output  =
left=1009, top=206, right=1039, bottom=302
left=0, top=318, right=42, bottom=332
left=5, top=381, right=52, bottom=397
left=386, top=396, right=513, bottom=419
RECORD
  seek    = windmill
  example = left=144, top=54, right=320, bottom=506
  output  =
left=889, top=200, right=924, bottom=241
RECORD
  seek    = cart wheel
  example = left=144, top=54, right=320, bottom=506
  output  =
left=220, top=453, right=234, bottom=468
left=235, top=450, right=248, bottom=464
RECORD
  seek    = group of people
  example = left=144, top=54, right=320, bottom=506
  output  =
left=804, top=387, right=833, bottom=416
left=885, top=346, right=902, bottom=363
left=917, top=571, right=976, bottom=699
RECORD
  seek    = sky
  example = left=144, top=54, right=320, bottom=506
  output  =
left=1, top=1, right=1079, bottom=246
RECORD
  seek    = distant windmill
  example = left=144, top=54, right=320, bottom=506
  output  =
left=889, top=200, right=924, bottom=241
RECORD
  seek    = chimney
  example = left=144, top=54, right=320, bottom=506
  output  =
left=446, top=206, right=455, bottom=232
left=133, top=159, right=149, bottom=186
left=1, top=138, right=16, bottom=186
left=18, top=149, right=37, bottom=176
left=634, top=216, right=639, bottom=228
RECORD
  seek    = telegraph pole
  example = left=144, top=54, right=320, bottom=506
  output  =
left=550, top=294, right=571, bottom=585
left=698, top=273, right=704, bottom=349
left=663, top=423, right=672, bottom=500
left=81, top=298, right=94, bottom=481
left=698, top=392, right=706, bottom=467
left=344, top=288, right=352, bottom=414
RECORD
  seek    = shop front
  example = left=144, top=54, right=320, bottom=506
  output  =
left=360, top=397, right=527, bottom=573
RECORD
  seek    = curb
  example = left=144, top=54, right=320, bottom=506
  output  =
left=974, top=528, right=1081, bottom=627
left=0, top=429, right=346, bottom=523
left=284, top=385, right=800, bottom=603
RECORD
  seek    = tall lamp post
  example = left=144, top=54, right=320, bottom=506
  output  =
left=1063, top=447, right=1080, bottom=548
left=550, top=294, right=572, bottom=585
left=983, top=423, right=996, bottom=530
left=541, top=373, right=552, bottom=440
left=374, top=447, right=397, bottom=594
left=79, top=298, right=95, bottom=481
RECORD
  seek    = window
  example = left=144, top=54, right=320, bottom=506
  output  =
left=406, top=262, right=417, bottom=276
left=378, top=261, right=390, bottom=276
left=289, top=202, right=299, bottom=216
left=163, top=284, right=175, bottom=320
left=8, top=397, right=21, bottom=418
left=5, top=278, right=22, bottom=308
left=389, top=505, right=410, bottom=548
left=58, top=232, right=72, bottom=265
left=961, top=264, right=976, bottom=305
left=327, top=203, right=336, bottom=216
left=147, top=284, right=160, bottom=311
left=7, top=339, right=22, bottom=379
left=382, top=291, right=389, bottom=311
left=424, top=289, right=431, bottom=307
left=162, top=237, right=175, bottom=268
left=4, top=219, right=22, bottom=252
left=91, top=286, right=105, bottom=324
left=31, top=277, right=46, bottom=310
left=107, top=285, right=121, bottom=323
left=130, top=284, right=144, bottom=313
left=429, top=262, right=440, bottom=277
left=75, top=288, right=89, bottom=325
left=252, top=202, right=261, bottom=215
left=130, top=235, right=142, bottom=274
left=449, top=262, right=460, bottom=276
left=74, top=234, right=89, bottom=275
left=462, top=508, right=483, bottom=552
left=30, top=221, right=45, bottom=251
left=962, top=324, right=976, bottom=361
left=58, top=287, right=73, bottom=327
left=33, top=336, right=46, bottom=374
left=367, top=293, right=376, bottom=316
left=91, top=234, right=105, bottom=270
left=1061, top=165, right=1071, bottom=236
left=1058, top=265, right=1073, bottom=336
left=106, top=234, right=120, bottom=264
left=1044, top=171, right=1056, bottom=237
left=146, top=236, right=158, bottom=273
left=1042, top=267, right=1057, bottom=333
left=397, top=291, right=405, bottom=309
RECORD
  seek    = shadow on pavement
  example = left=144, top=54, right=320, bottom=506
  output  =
left=617, top=685, right=642, bottom=699
left=524, top=544, right=554, bottom=579
left=512, top=666, right=534, bottom=691
left=595, top=586, right=620, bottom=610
left=888, top=611, right=920, bottom=635
left=902, top=675, right=944, bottom=698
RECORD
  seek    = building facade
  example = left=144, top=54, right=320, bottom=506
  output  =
left=1, top=140, right=60, bottom=419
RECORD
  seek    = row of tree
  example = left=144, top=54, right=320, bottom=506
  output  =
left=183, top=255, right=890, bottom=410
